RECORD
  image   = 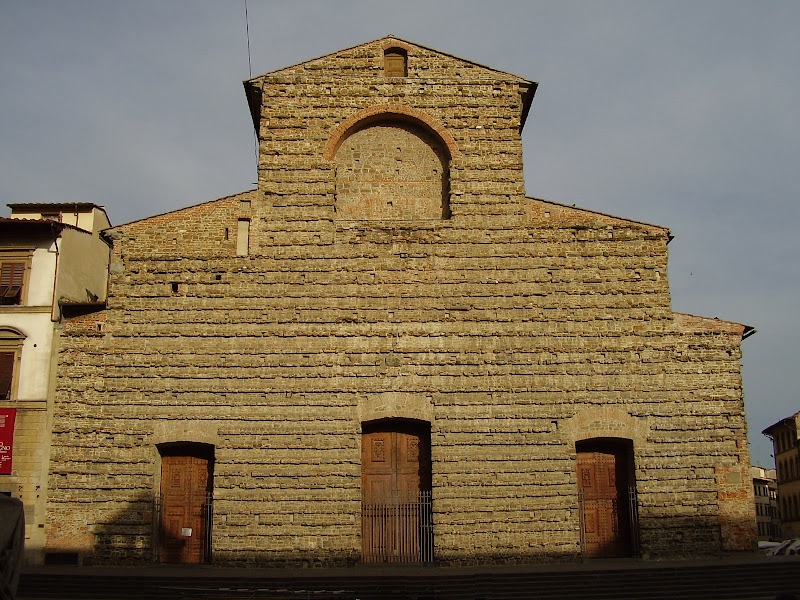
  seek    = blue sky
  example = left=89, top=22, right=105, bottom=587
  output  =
left=2, top=0, right=798, bottom=466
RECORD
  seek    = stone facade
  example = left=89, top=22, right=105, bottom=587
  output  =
left=47, top=37, right=756, bottom=566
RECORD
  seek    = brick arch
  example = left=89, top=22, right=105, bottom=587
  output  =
left=377, top=39, right=414, bottom=53
left=561, top=406, right=649, bottom=447
left=357, top=391, right=435, bottom=425
left=323, top=104, right=458, bottom=161
left=152, top=420, right=220, bottom=447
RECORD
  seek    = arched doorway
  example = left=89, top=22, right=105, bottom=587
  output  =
left=576, top=438, right=638, bottom=558
left=361, top=419, right=433, bottom=563
left=156, top=442, right=214, bottom=564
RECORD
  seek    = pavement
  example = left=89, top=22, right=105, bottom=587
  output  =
left=20, top=551, right=784, bottom=579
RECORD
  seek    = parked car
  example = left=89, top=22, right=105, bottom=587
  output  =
left=759, top=540, right=784, bottom=551
left=766, top=538, right=800, bottom=556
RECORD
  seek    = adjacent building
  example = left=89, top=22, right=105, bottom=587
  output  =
left=0, top=203, right=111, bottom=564
left=46, top=37, right=756, bottom=567
left=763, top=412, right=800, bottom=539
left=750, top=466, right=780, bottom=542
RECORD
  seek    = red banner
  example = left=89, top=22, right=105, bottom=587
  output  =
left=0, top=408, right=15, bottom=474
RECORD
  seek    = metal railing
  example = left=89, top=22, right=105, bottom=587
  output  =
left=627, top=485, right=640, bottom=557
left=362, top=491, right=433, bottom=564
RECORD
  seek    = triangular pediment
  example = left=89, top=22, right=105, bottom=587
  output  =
left=246, top=35, right=533, bottom=84
left=243, top=36, right=537, bottom=134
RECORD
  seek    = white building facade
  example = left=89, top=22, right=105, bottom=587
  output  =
left=1, top=203, right=111, bottom=564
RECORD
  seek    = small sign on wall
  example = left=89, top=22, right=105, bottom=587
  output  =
left=181, top=528, right=192, bottom=537
left=0, top=409, right=16, bottom=475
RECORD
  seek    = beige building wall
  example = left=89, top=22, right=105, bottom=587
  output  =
left=54, top=228, right=110, bottom=310
left=47, top=37, right=755, bottom=566
left=751, top=466, right=780, bottom=541
left=1, top=236, right=58, bottom=563
left=764, top=413, right=800, bottom=539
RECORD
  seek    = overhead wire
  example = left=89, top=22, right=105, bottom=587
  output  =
left=244, top=0, right=259, bottom=176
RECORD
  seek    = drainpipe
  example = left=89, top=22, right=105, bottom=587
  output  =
left=49, top=222, right=60, bottom=323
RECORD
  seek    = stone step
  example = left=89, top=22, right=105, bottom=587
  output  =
left=18, top=559, right=800, bottom=600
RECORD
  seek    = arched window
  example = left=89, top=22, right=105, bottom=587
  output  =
left=383, top=47, right=407, bottom=77
left=334, top=119, right=450, bottom=220
left=0, top=328, right=25, bottom=400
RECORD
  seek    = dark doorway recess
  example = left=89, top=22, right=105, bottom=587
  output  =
left=576, top=437, right=639, bottom=558
left=156, top=442, right=214, bottom=564
left=361, top=419, right=433, bottom=563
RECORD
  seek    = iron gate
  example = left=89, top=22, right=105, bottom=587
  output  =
left=362, top=491, right=433, bottom=563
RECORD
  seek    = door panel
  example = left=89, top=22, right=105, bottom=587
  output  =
left=160, top=454, right=212, bottom=564
left=577, top=447, right=631, bottom=558
left=396, top=432, right=423, bottom=501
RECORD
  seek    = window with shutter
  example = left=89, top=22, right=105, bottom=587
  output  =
left=0, top=263, right=25, bottom=305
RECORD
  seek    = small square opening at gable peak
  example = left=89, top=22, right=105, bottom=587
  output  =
left=383, top=47, right=408, bottom=77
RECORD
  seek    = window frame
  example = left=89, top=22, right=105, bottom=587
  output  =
left=0, top=328, right=25, bottom=401
left=0, top=251, right=33, bottom=306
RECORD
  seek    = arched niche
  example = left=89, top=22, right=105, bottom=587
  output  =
left=333, top=120, right=450, bottom=220
left=325, top=106, right=456, bottom=221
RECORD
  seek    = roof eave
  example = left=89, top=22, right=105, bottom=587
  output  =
left=519, top=81, right=538, bottom=133
left=243, top=79, right=263, bottom=134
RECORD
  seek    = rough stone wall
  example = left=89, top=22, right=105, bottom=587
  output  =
left=47, top=37, right=755, bottom=566
left=47, top=310, right=113, bottom=560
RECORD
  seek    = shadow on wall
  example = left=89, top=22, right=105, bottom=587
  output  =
left=636, top=513, right=755, bottom=559
left=46, top=494, right=757, bottom=567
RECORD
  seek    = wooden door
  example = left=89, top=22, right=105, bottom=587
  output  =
left=577, top=447, right=631, bottom=558
left=362, top=422, right=431, bottom=562
left=160, top=454, right=212, bottom=564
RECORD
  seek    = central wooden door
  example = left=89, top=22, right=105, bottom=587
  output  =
left=159, top=447, right=213, bottom=564
left=361, top=420, right=432, bottom=563
left=577, top=442, right=633, bottom=558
